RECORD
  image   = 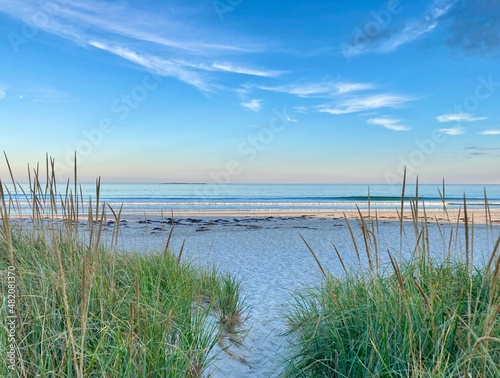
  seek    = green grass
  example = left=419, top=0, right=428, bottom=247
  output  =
left=0, top=156, right=246, bottom=377
left=283, top=175, right=500, bottom=377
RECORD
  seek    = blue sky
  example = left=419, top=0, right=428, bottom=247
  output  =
left=0, top=0, right=499, bottom=184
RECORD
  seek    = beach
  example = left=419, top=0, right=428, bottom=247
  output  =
left=83, top=211, right=499, bottom=377
left=4, top=183, right=500, bottom=376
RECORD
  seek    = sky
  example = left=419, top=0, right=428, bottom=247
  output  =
left=0, top=0, right=499, bottom=184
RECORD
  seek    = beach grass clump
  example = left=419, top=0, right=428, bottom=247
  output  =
left=0, top=156, right=246, bottom=377
left=217, top=275, right=247, bottom=333
left=284, top=257, right=500, bottom=377
left=283, top=180, right=500, bottom=377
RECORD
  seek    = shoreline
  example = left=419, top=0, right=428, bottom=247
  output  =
left=7, top=208, right=500, bottom=225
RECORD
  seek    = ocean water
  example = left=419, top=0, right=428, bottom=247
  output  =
left=5, top=183, right=499, bottom=216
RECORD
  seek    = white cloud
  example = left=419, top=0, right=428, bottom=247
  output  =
left=89, top=41, right=210, bottom=91
left=254, top=81, right=374, bottom=99
left=31, top=87, right=73, bottom=103
left=211, top=62, right=285, bottom=78
left=293, top=106, right=308, bottom=114
left=344, top=0, right=458, bottom=57
left=174, top=61, right=285, bottom=78
left=0, top=88, right=5, bottom=100
left=367, top=117, right=410, bottom=131
left=241, top=99, right=262, bottom=112
left=437, top=113, right=487, bottom=122
left=337, top=82, right=374, bottom=93
left=439, top=127, right=464, bottom=135
left=479, top=129, right=500, bottom=135
left=319, top=94, right=413, bottom=115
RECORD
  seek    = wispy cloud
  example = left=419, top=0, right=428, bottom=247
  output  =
left=241, top=99, right=262, bottom=112
left=0, top=0, right=272, bottom=92
left=293, top=106, right=308, bottom=114
left=439, top=127, right=464, bottom=135
left=254, top=81, right=374, bottom=99
left=211, top=63, right=284, bottom=78
left=31, top=87, right=74, bottom=104
left=436, top=113, right=487, bottom=122
left=319, top=93, right=413, bottom=115
left=173, top=60, right=285, bottom=78
left=478, top=129, right=500, bottom=135
left=0, top=81, right=75, bottom=104
left=367, top=117, right=410, bottom=131
left=465, top=145, right=500, bottom=156
left=344, top=0, right=458, bottom=57
left=380, top=0, right=457, bottom=52
left=89, top=41, right=210, bottom=91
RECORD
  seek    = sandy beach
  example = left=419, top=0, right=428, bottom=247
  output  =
left=106, top=207, right=500, bottom=224
left=63, top=211, right=497, bottom=377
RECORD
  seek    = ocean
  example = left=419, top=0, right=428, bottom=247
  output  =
left=7, top=183, right=499, bottom=216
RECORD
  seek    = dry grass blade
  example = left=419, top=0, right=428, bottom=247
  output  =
left=411, top=228, right=425, bottom=258
left=107, top=202, right=123, bottom=246
left=95, top=177, right=101, bottom=221
left=0, top=180, right=14, bottom=265
left=74, top=153, right=79, bottom=225
left=176, top=239, right=186, bottom=267
left=3, top=151, right=17, bottom=193
left=356, top=205, right=375, bottom=274
left=485, top=236, right=500, bottom=275
left=91, top=205, right=107, bottom=254
left=400, top=166, right=406, bottom=240
left=415, top=175, right=419, bottom=223
left=344, top=212, right=361, bottom=265
left=299, top=232, right=326, bottom=278
left=387, top=251, right=404, bottom=294
left=367, top=186, right=371, bottom=219
left=464, top=195, right=470, bottom=272
left=164, top=211, right=175, bottom=258
left=438, top=177, right=450, bottom=222
left=331, top=242, right=348, bottom=276
left=484, top=187, right=493, bottom=231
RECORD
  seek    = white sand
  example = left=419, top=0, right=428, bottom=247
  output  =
left=89, top=215, right=499, bottom=377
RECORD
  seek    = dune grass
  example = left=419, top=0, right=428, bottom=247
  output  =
left=0, top=156, right=246, bottom=377
left=284, top=176, right=500, bottom=377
